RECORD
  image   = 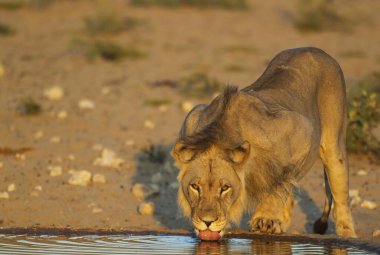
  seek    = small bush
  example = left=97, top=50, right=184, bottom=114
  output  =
left=144, top=98, right=172, bottom=107
left=178, top=72, right=223, bottom=99
left=0, top=21, right=15, bottom=36
left=0, top=1, right=23, bottom=10
left=84, top=13, right=138, bottom=35
left=16, top=98, right=42, bottom=115
left=129, top=0, right=248, bottom=10
left=294, top=0, right=348, bottom=32
left=70, top=39, right=145, bottom=62
left=347, top=72, right=380, bottom=159
left=142, top=145, right=168, bottom=164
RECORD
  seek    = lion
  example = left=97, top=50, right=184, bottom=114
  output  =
left=172, top=47, right=356, bottom=240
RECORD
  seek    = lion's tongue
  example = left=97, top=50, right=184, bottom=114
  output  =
left=198, top=230, right=221, bottom=241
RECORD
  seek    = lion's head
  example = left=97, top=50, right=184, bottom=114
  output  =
left=173, top=139, right=250, bottom=239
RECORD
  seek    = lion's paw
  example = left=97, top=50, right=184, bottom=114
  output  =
left=249, top=217, right=284, bottom=234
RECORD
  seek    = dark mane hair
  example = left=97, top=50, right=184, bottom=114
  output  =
left=180, top=86, right=240, bottom=151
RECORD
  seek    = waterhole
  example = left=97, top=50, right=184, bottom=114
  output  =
left=0, top=233, right=379, bottom=255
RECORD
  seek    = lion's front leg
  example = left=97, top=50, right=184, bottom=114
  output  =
left=249, top=192, right=294, bottom=234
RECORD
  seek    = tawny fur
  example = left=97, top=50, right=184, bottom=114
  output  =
left=172, top=47, right=356, bottom=238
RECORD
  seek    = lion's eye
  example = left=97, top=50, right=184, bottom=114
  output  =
left=221, top=185, right=230, bottom=193
left=190, top=183, right=200, bottom=192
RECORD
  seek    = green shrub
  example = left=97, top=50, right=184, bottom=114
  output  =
left=129, top=0, right=248, bottom=10
left=0, top=21, right=15, bottom=36
left=178, top=72, right=223, bottom=99
left=347, top=72, right=380, bottom=159
left=84, top=13, right=138, bottom=35
left=294, top=0, right=348, bottom=32
left=70, top=39, right=145, bottom=62
left=17, top=98, right=42, bottom=115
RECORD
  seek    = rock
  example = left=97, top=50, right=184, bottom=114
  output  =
left=34, top=130, right=44, bottom=140
left=144, top=120, right=155, bottom=129
left=35, top=185, right=42, bottom=191
left=15, top=154, right=26, bottom=160
left=49, top=136, right=61, bottom=143
left=92, top=173, right=106, bottom=184
left=373, top=229, right=380, bottom=237
left=68, top=170, right=92, bottom=186
left=158, top=105, right=168, bottom=112
left=0, top=63, right=4, bottom=77
left=125, top=140, right=135, bottom=146
left=7, top=183, right=16, bottom=192
left=0, top=192, right=9, bottom=199
left=151, top=173, right=162, bottom=184
left=0, top=161, right=3, bottom=168
left=357, top=169, right=367, bottom=176
left=68, top=154, right=75, bottom=161
left=57, top=110, right=67, bottom=119
left=169, top=182, right=178, bottom=189
left=360, top=200, right=377, bottom=210
left=349, top=189, right=360, bottom=198
left=350, top=196, right=362, bottom=207
left=101, top=87, right=110, bottom=95
left=93, top=148, right=124, bottom=168
left=92, top=207, right=103, bottom=213
left=181, top=101, right=194, bottom=113
left=138, top=202, right=154, bottom=216
left=78, top=99, right=95, bottom=110
left=132, top=183, right=147, bottom=200
left=48, top=166, right=62, bottom=177
left=43, top=86, right=64, bottom=101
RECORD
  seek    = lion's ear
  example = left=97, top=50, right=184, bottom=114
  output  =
left=172, top=141, right=197, bottom=163
left=228, top=141, right=250, bottom=164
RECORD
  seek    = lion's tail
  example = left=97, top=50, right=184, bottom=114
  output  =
left=313, top=168, right=333, bottom=234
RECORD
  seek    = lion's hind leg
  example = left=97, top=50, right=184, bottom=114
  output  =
left=249, top=192, right=294, bottom=234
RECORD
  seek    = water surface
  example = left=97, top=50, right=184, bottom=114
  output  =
left=0, top=234, right=378, bottom=255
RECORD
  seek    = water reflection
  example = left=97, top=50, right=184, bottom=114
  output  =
left=0, top=234, right=374, bottom=255
left=194, top=238, right=351, bottom=255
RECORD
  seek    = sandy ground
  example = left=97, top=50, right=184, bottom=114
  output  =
left=0, top=0, right=380, bottom=242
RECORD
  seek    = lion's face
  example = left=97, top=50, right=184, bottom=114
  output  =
left=173, top=142, right=249, bottom=237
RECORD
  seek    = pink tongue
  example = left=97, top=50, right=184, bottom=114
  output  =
left=197, top=230, right=221, bottom=241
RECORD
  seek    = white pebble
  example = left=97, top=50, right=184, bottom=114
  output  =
left=101, top=87, right=110, bottom=95
left=35, top=185, right=43, bottom=191
left=50, top=136, right=61, bottom=143
left=7, top=183, right=16, bottom=192
left=181, top=101, right=194, bottom=113
left=360, top=200, right=377, bottom=210
left=92, top=207, right=103, bottom=213
left=144, top=120, right=155, bottom=129
left=15, top=154, right=26, bottom=160
left=43, top=86, right=64, bottom=101
left=78, top=99, right=95, bottom=110
left=349, top=189, right=360, bottom=198
left=34, top=130, right=44, bottom=140
left=373, top=229, right=380, bottom=237
left=357, top=170, right=367, bottom=176
left=158, top=105, right=168, bottom=112
left=93, top=148, right=124, bottom=168
left=151, top=172, right=162, bottom=184
left=169, top=182, right=179, bottom=189
left=48, top=166, right=62, bottom=177
left=138, top=202, right=154, bottom=216
left=0, top=63, right=4, bottom=77
left=350, top=196, right=362, bottom=207
left=125, top=140, right=135, bottom=146
left=57, top=110, right=68, bottom=119
left=0, top=192, right=9, bottom=199
left=132, top=183, right=147, bottom=200
left=92, top=173, right=106, bottom=184
left=68, top=170, right=92, bottom=186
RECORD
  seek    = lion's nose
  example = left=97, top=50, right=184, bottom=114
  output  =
left=201, top=217, right=218, bottom=228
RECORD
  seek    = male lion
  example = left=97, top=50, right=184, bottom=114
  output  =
left=172, top=47, right=356, bottom=240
